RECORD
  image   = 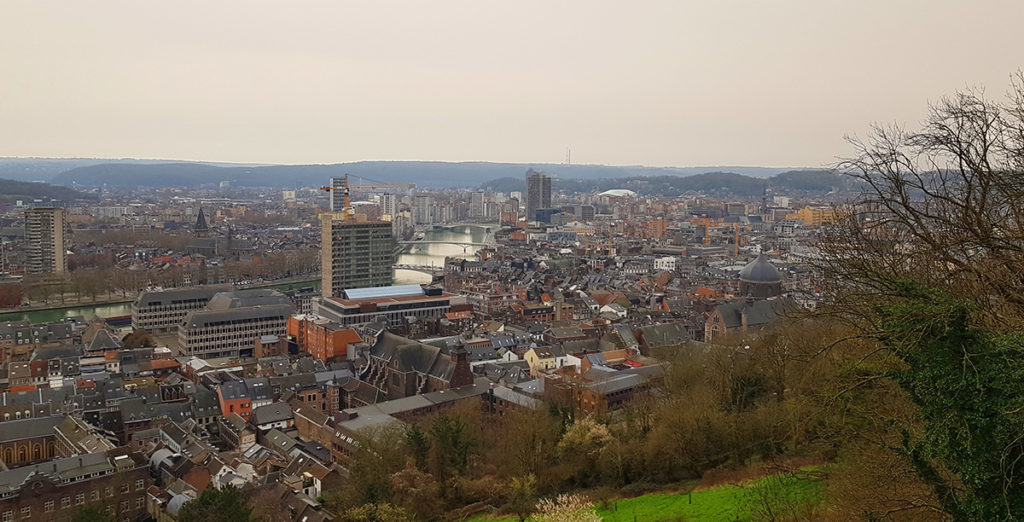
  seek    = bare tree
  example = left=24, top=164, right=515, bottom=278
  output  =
left=819, top=73, right=1024, bottom=329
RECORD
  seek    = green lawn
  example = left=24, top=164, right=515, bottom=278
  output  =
left=466, top=469, right=824, bottom=522
left=596, top=472, right=823, bottom=521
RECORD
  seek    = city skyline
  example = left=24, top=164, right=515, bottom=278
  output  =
left=3, top=1, right=1023, bottom=168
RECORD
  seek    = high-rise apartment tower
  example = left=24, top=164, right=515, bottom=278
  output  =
left=24, top=207, right=68, bottom=274
left=525, top=170, right=551, bottom=222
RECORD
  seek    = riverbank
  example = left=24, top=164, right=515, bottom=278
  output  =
left=0, top=275, right=321, bottom=324
left=0, top=224, right=492, bottom=324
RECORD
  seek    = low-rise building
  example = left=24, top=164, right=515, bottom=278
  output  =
left=216, top=381, right=253, bottom=420
left=314, top=285, right=456, bottom=328
left=179, top=289, right=294, bottom=359
left=132, top=286, right=225, bottom=334
left=287, top=315, right=361, bottom=362
left=0, top=449, right=151, bottom=522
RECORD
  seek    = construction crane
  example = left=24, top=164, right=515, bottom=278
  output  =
left=734, top=222, right=740, bottom=256
left=320, top=174, right=415, bottom=219
left=692, top=217, right=714, bottom=246
left=608, top=222, right=616, bottom=256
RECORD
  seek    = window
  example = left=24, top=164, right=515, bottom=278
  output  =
left=1, top=511, right=10, bottom=522
left=120, top=484, right=129, bottom=494
left=61, top=496, right=71, bottom=509
left=136, top=496, right=144, bottom=508
left=119, top=500, right=128, bottom=511
left=135, top=479, right=144, bottom=491
left=91, top=489, right=100, bottom=501
left=44, top=500, right=53, bottom=513
left=19, top=506, right=28, bottom=518
left=76, top=493, right=84, bottom=505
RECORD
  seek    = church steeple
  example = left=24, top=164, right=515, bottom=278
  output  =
left=194, top=208, right=210, bottom=238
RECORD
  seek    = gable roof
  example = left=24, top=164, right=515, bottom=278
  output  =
left=638, top=323, right=690, bottom=347
left=371, top=331, right=456, bottom=382
left=715, top=299, right=793, bottom=329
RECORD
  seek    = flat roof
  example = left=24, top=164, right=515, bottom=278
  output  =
left=342, top=285, right=424, bottom=300
left=326, top=292, right=455, bottom=308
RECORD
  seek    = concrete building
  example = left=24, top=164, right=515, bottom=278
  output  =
left=413, top=195, right=433, bottom=225
left=315, top=285, right=456, bottom=327
left=24, top=207, right=68, bottom=274
left=132, top=286, right=226, bottom=334
left=378, top=193, right=397, bottom=218
left=178, top=290, right=294, bottom=359
left=328, top=176, right=346, bottom=212
left=786, top=206, right=838, bottom=226
left=470, top=191, right=485, bottom=220
left=525, top=170, right=552, bottom=222
left=320, top=215, right=395, bottom=299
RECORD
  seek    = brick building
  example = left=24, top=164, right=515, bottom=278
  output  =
left=0, top=416, right=62, bottom=469
left=0, top=449, right=151, bottom=522
left=287, top=316, right=361, bottom=362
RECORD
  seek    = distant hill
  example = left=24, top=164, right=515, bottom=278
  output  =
left=485, top=169, right=856, bottom=199
left=30, top=159, right=802, bottom=189
left=0, top=178, right=96, bottom=203
left=0, top=158, right=258, bottom=183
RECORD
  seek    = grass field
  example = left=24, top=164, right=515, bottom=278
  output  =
left=466, top=469, right=824, bottom=522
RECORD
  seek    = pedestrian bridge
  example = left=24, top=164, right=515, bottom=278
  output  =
left=393, top=264, right=445, bottom=274
left=398, top=240, right=493, bottom=247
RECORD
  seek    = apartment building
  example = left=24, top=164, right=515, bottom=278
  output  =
left=24, top=207, right=68, bottom=274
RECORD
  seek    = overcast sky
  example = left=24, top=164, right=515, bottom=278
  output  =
left=2, top=1, right=1022, bottom=168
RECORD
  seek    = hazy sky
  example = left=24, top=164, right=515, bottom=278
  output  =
left=2, top=1, right=1022, bottom=168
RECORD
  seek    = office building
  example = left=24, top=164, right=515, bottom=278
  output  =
left=178, top=289, right=294, bottom=359
left=24, top=207, right=68, bottom=274
left=525, top=170, right=552, bottom=222
left=132, top=286, right=227, bottom=334
left=328, top=177, right=346, bottom=212
left=320, top=215, right=395, bottom=299
left=314, top=284, right=456, bottom=327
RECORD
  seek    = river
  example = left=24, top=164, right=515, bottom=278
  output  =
left=393, top=224, right=491, bottom=284
left=0, top=224, right=491, bottom=324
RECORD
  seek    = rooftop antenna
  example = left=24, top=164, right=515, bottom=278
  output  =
left=566, top=147, right=571, bottom=166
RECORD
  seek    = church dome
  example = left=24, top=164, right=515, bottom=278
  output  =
left=739, top=254, right=781, bottom=283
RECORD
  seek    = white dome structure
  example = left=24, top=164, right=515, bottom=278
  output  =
left=599, top=189, right=637, bottom=197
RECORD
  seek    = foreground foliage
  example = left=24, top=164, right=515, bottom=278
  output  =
left=467, top=469, right=824, bottom=522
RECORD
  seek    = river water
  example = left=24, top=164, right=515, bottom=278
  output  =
left=393, top=224, right=491, bottom=284
left=1, top=224, right=490, bottom=324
